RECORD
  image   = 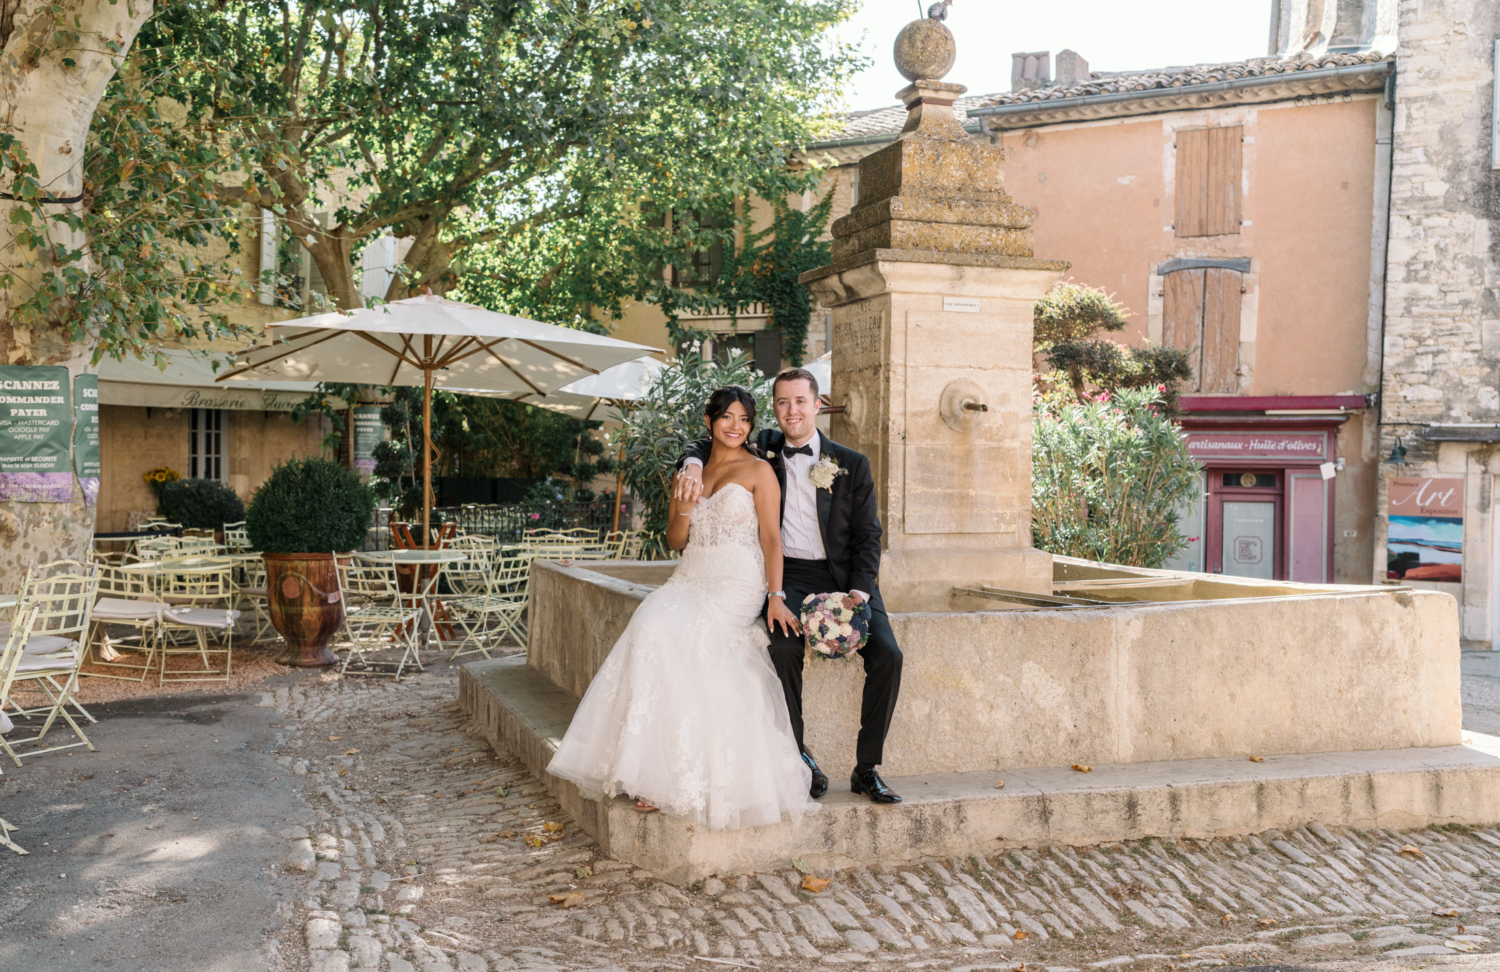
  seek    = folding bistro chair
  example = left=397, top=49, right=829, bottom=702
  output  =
left=0, top=712, right=24, bottom=853
left=154, top=559, right=239, bottom=683
left=446, top=553, right=534, bottom=659
left=4, top=563, right=101, bottom=725
left=235, top=558, right=274, bottom=643
left=0, top=578, right=100, bottom=765
left=87, top=563, right=166, bottom=681
left=335, top=557, right=424, bottom=678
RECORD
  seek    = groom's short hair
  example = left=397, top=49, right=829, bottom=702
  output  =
left=773, top=367, right=819, bottom=399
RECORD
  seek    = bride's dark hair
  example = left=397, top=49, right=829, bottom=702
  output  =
left=704, top=385, right=763, bottom=458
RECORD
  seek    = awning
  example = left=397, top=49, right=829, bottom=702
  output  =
left=99, top=349, right=334, bottom=411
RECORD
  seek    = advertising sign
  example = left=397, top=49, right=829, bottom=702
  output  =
left=353, top=405, right=384, bottom=475
left=1184, top=431, right=1328, bottom=461
left=1387, top=476, right=1464, bottom=582
left=74, top=374, right=99, bottom=506
left=0, top=365, right=73, bottom=502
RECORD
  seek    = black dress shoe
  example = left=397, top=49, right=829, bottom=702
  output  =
left=803, top=751, right=828, bottom=799
left=850, top=767, right=902, bottom=804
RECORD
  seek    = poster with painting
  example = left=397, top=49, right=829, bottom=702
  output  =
left=1387, top=476, right=1464, bottom=582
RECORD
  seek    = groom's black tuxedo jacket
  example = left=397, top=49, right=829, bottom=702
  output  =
left=680, top=429, right=883, bottom=597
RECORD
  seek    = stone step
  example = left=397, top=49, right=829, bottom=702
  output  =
left=459, top=657, right=1500, bottom=885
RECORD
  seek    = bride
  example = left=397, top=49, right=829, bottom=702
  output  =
left=547, top=386, right=818, bottom=830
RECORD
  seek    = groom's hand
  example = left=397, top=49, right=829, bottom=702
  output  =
left=673, top=465, right=704, bottom=505
left=767, top=598, right=802, bottom=639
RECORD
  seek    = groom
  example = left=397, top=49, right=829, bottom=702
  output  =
left=675, top=368, right=904, bottom=804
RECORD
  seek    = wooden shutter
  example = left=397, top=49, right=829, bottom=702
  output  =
left=1162, top=268, right=1206, bottom=392
left=1161, top=267, right=1242, bottom=392
left=1174, top=126, right=1242, bottom=237
left=1201, top=268, right=1242, bottom=393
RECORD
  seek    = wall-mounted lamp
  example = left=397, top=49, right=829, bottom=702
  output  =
left=1386, top=435, right=1408, bottom=465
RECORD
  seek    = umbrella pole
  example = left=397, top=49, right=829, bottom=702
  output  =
left=422, top=365, right=433, bottom=549
left=611, top=440, right=625, bottom=536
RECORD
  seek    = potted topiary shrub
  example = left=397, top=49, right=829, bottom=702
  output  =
left=247, top=457, right=376, bottom=667
left=157, top=478, right=246, bottom=539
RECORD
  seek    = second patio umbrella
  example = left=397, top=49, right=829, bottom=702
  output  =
left=217, top=295, right=659, bottom=544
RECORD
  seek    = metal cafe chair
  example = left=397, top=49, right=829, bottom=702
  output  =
left=0, top=572, right=101, bottom=765
left=334, top=557, right=425, bottom=678
left=446, top=553, right=534, bottom=658
left=87, top=563, right=166, bottom=682
left=153, top=559, right=240, bottom=684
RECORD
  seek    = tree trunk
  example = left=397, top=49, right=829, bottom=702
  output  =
left=0, top=0, right=153, bottom=586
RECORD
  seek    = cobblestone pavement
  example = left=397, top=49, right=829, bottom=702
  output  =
left=262, top=655, right=1500, bottom=972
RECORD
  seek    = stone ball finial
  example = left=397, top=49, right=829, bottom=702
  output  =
left=893, top=16, right=956, bottom=82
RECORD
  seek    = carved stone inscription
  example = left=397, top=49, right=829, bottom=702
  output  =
left=833, top=311, right=883, bottom=368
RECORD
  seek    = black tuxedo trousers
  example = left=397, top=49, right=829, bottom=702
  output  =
left=772, top=557, right=902, bottom=767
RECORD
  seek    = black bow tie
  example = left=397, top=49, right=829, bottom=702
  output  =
left=784, top=444, right=814, bottom=457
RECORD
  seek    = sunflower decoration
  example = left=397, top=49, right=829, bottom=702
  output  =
left=144, top=467, right=180, bottom=496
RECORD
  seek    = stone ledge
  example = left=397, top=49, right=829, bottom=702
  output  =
left=459, top=656, right=1500, bottom=885
left=799, top=248, right=1071, bottom=286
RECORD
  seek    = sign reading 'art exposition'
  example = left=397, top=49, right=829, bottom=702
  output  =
left=1387, top=476, right=1465, bottom=583
left=0, top=366, right=74, bottom=502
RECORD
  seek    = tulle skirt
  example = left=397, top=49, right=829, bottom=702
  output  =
left=547, top=542, right=817, bottom=831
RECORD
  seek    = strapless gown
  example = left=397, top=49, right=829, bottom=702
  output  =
left=547, top=483, right=817, bottom=830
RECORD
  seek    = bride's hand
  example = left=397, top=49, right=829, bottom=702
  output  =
left=767, top=597, right=802, bottom=638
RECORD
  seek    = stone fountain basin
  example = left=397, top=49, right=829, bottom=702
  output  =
left=519, top=558, right=1459, bottom=785
left=457, top=558, right=1493, bottom=883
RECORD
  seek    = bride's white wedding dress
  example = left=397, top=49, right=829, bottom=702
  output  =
left=547, top=483, right=817, bottom=830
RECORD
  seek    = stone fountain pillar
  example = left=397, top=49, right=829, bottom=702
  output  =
left=800, top=16, right=1069, bottom=612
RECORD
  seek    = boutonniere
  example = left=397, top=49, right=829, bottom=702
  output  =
left=808, top=455, right=846, bottom=491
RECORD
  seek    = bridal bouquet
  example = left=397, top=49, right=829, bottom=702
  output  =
left=801, top=592, right=871, bottom=659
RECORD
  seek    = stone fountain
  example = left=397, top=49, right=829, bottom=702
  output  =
left=457, top=15, right=1499, bottom=884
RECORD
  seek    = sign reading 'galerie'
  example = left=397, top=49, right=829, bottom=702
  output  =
left=0, top=366, right=74, bottom=502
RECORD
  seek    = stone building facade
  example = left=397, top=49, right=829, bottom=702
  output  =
left=1373, top=0, right=1500, bottom=648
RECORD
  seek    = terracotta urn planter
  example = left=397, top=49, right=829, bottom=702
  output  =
left=264, top=552, right=345, bottom=667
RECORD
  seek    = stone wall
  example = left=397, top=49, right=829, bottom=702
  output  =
left=526, top=560, right=1461, bottom=784
left=1376, top=0, right=1500, bottom=645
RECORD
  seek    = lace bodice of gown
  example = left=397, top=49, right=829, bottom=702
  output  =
left=672, top=483, right=766, bottom=609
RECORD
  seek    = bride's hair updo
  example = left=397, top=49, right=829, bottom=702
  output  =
left=704, top=385, right=763, bottom=457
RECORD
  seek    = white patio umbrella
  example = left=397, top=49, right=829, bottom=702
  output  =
left=217, top=295, right=659, bottom=545
left=498, top=355, right=667, bottom=420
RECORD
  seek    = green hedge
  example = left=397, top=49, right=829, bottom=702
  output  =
left=157, top=478, right=245, bottom=531
left=247, top=457, right=375, bottom=554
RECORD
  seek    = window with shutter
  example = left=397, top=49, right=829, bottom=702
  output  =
left=1161, top=267, right=1243, bottom=393
left=1174, top=126, right=1242, bottom=237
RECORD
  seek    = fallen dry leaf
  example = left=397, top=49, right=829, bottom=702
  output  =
left=791, top=858, right=812, bottom=874
left=1446, top=940, right=1480, bottom=953
left=575, top=865, right=593, bottom=879
left=495, top=786, right=508, bottom=798
left=343, top=749, right=360, bottom=756
left=549, top=893, right=587, bottom=908
left=1070, top=764, right=1092, bottom=773
left=801, top=875, right=831, bottom=893
left=327, top=736, right=341, bottom=741
left=338, top=769, right=348, bottom=777
left=995, top=780, right=1005, bottom=789
left=1220, top=913, right=1234, bottom=926
left=1248, top=756, right=1265, bottom=763
left=1256, top=917, right=1278, bottom=927
left=1432, top=908, right=1459, bottom=917
left=542, top=821, right=566, bottom=833
left=1013, top=929, right=1029, bottom=941
left=523, top=834, right=546, bottom=848
left=1400, top=845, right=1426, bottom=858
left=1012, top=965, right=1026, bottom=972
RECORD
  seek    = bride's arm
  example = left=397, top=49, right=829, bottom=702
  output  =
left=665, top=483, right=695, bottom=551
left=753, top=462, right=800, bottom=637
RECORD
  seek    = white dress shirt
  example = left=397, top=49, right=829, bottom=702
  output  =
left=685, top=431, right=868, bottom=601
